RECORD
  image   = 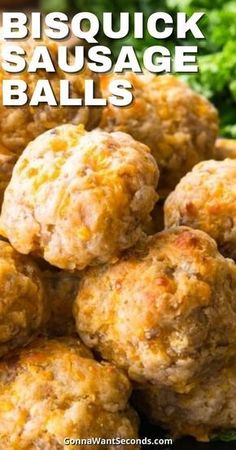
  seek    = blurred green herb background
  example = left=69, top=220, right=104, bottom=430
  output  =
left=40, top=0, right=236, bottom=138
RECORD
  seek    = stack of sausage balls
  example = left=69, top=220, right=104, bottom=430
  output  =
left=1, top=36, right=236, bottom=449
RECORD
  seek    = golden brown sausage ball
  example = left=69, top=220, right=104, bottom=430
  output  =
left=99, top=73, right=219, bottom=196
left=135, top=362, right=236, bottom=441
left=165, top=159, right=236, bottom=259
left=214, top=138, right=236, bottom=160
left=0, top=37, right=101, bottom=155
left=0, top=240, right=47, bottom=357
left=74, top=227, right=236, bottom=393
left=0, top=148, right=16, bottom=209
left=0, top=337, right=139, bottom=449
left=43, top=270, right=80, bottom=336
left=0, top=124, right=158, bottom=270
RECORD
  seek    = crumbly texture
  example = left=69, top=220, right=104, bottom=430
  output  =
left=99, top=73, right=219, bottom=196
left=0, top=124, right=158, bottom=270
left=164, top=159, right=236, bottom=259
left=0, top=240, right=47, bottom=357
left=0, top=337, right=139, bottom=450
left=135, top=362, right=236, bottom=441
left=0, top=148, right=17, bottom=209
left=75, top=227, right=236, bottom=393
left=43, top=270, right=80, bottom=336
left=213, top=138, right=236, bottom=160
left=0, top=37, right=101, bottom=155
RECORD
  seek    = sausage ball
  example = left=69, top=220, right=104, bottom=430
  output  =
left=0, top=148, right=16, bottom=209
left=0, top=36, right=101, bottom=155
left=135, top=362, right=236, bottom=441
left=0, top=125, right=158, bottom=270
left=165, top=159, right=236, bottom=259
left=214, top=138, right=236, bottom=160
left=43, top=270, right=80, bottom=336
left=0, top=240, right=47, bottom=357
left=74, top=227, right=236, bottom=393
left=99, top=73, right=219, bottom=196
left=0, top=337, right=139, bottom=449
